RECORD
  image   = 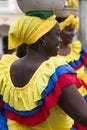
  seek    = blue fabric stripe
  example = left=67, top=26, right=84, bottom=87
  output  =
left=38, top=65, right=76, bottom=106
left=0, top=95, right=3, bottom=100
left=1, top=65, right=76, bottom=116
left=71, top=127, right=76, bottom=130
left=0, top=109, right=8, bottom=130
left=41, top=64, right=76, bottom=98
left=69, top=46, right=86, bottom=68
left=84, top=95, right=87, bottom=101
left=4, top=103, right=41, bottom=116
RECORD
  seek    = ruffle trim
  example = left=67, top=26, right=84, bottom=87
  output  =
left=69, top=46, right=87, bottom=70
left=6, top=82, right=60, bottom=126
left=5, top=74, right=82, bottom=126
left=57, top=41, right=87, bottom=70
left=69, top=40, right=81, bottom=62
left=57, top=40, right=81, bottom=62
left=0, top=55, right=76, bottom=111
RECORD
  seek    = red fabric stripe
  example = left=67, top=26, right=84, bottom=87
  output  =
left=0, top=100, right=4, bottom=108
left=58, top=74, right=82, bottom=89
left=74, top=51, right=87, bottom=70
left=6, top=83, right=61, bottom=126
left=6, top=74, right=81, bottom=126
left=6, top=105, right=49, bottom=126
left=74, top=63, right=84, bottom=70
left=84, top=51, right=87, bottom=62
left=74, top=122, right=87, bottom=130
left=81, top=80, right=87, bottom=90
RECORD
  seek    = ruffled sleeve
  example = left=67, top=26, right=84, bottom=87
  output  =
left=68, top=40, right=81, bottom=62
left=0, top=56, right=82, bottom=126
left=57, top=40, right=87, bottom=71
left=0, top=54, right=18, bottom=107
left=57, top=40, right=81, bottom=63
left=69, top=41, right=87, bottom=70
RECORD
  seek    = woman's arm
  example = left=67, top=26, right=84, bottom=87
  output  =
left=58, top=84, right=87, bottom=127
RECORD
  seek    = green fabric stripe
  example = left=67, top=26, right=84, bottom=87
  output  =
left=25, top=11, right=54, bottom=19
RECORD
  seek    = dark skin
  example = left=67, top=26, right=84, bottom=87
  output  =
left=59, top=84, right=87, bottom=126
left=57, top=19, right=87, bottom=129
left=10, top=23, right=87, bottom=127
left=57, top=24, right=75, bottom=56
left=56, top=22, right=87, bottom=126
left=10, top=23, right=61, bottom=87
left=16, top=43, right=27, bottom=58
left=57, top=23, right=87, bottom=67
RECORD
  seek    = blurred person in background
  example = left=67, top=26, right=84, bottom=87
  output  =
left=56, top=15, right=87, bottom=130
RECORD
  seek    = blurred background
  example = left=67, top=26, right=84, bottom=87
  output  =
left=0, top=0, right=86, bottom=56
left=0, top=0, right=23, bottom=56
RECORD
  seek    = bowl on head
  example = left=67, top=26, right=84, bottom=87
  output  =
left=17, top=0, right=78, bottom=17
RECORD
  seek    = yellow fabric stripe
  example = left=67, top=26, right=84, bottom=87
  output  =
left=0, top=55, right=67, bottom=111
left=78, top=86, right=87, bottom=97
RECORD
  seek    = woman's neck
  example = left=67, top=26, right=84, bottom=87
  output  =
left=60, top=44, right=68, bottom=49
left=25, top=47, right=48, bottom=62
left=57, top=43, right=71, bottom=56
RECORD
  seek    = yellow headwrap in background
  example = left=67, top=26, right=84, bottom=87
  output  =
left=59, top=15, right=79, bottom=31
left=68, top=0, right=79, bottom=9
left=8, top=15, right=57, bottom=50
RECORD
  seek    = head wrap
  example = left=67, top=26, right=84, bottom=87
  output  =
left=8, top=11, right=57, bottom=50
left=59, top=15, right=79, bottom=31
left=68, top=0, right=79, bottom=9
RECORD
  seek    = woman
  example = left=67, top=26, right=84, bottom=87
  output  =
left=0, top=11, right=87, bottom=130
left=57, top=15, right=87, bottom=130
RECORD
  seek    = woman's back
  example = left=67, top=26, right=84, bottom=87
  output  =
left=0, top=54, right=75, bottom=130
left=10, top=56, right=42, bottom=87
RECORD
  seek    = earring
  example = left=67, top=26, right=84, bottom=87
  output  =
left=57, top=45, right=60, bottom=49
left=41, top=41, right=47, bottom=47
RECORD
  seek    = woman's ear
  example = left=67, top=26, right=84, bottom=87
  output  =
left=40, top=37, right=47, bottom=47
